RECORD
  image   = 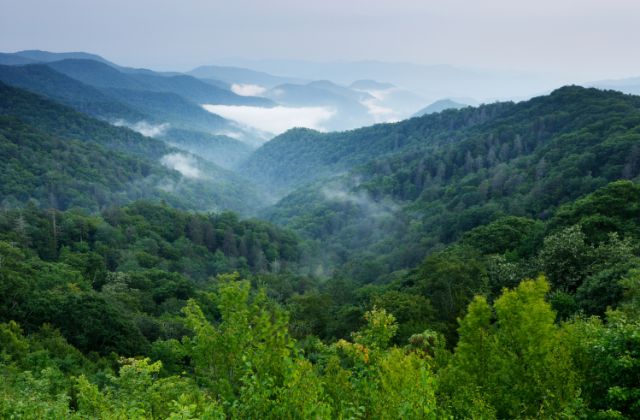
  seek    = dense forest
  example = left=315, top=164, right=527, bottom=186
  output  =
left=265, top=87, right=640, bottom=280
left=0, top=58, right=639, bottom=418
left=0, top=82, right=263, bottom=213
left=2, top=182, right=639, bottom=418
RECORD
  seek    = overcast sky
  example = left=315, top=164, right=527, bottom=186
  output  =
left=1, top=0, right=639, bottom=80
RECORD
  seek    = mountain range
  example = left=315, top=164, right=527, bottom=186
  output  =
left=206, top=58, right=570, bottom=103
left=2, top=49, right=640, bottom=418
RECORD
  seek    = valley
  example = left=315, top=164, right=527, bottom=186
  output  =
left=0, top=45, right=639, bottom=418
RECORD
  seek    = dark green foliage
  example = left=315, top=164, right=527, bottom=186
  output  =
left=103, top=87, right=233, bottom=134
left=0, top=82, right=265, bottom=213
left=0, top=64, right=145, bottom=121
left=0, top=81, right=166, bottom=158
left=265, top=87, right=640, bottom=281
left=461, top=216, right=544, bottom=257
left=242, top=100, right=512, bottom=194
left=0, top=201, right=301, bottom=356
left=408, top=246, right=489, bottom=341
left=550, top=179, right=640, bottom=242
left=566, top=275, right=640, bottom=418
left=0, top=116, right=157, bottom=210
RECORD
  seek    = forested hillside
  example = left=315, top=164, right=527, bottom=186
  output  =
left=241, top=100, right=513, bottom=194
left=0, top=202, right=301, bottom=355
left=0, top=58, right=266, bottom=155
left=265, top=86, right=640, bottom=278
left=1, top=80, right=640, bottom=418
left=0, top=82, right=263, bottom=213
left=0, top=64, right=145, bottom=121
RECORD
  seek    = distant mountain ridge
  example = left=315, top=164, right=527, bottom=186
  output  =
left=189, top=65, right=306, bottom=88
left=350, top=79, right=395, bottom=90
left=46, top=59, right=275, bottom=107
left=244, top=86, right=640, bottom=200
left=9, top=49, right=115, bottom=65
left=413, top=99, right=469, bottom=117
left=0, top=63, right=145, bottom=121
left=209, top=58, right=565, bottom=103
left=0, top=55, right=274, bottom=146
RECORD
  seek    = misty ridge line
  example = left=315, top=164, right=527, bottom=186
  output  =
left=7, top=48, right=640, bottom=148
left=5, top=48, right=640, bottom=220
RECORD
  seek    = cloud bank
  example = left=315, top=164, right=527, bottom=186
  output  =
left=202, top=104, right=335, bottom=135
left=113, top=120, right=170, bottom=137
left=321, top=184, right=399, bottom=220
left=360, top=97, right=399, bottom=122
left=160, top=153, right=202, bottom=179
left=231, top=83, right=267, bottom=96
left=354, top=87, right=403, bottom=122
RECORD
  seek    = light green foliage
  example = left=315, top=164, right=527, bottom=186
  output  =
left=182, top=273, right=330, bottom=417
left=0, top=270, right=635, bottom=418
left=441, top=277, right=579, bottom=418
left=372, top=348, right=439, bottom=419
left=352, top=306, right=398, bottom=351
left=491, top=277, right=577, bottom=417
left=74, top=357, right=220, bottom=419
left=0, top=367, right=73, bottom=419
left=322, top=307, right=440, bottom=419
left=182, top=273, right=293, bottom=398
left=0, top=320, right=29, bottom=362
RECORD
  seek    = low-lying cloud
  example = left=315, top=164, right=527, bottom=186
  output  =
left=214, top=130, right=244, bottom=140
left=360, top=98, right=399, bottom=122
left=160, top=153, right=202, bottom=179
left=321, top=184, right=399, bottom=220
left=202, top=104, right=336, bottom=135
left=356, top=88, right=403, bottom=122
left=231, top=83, right=267, bottom=96
left=113, top=120, right=170, bottom=137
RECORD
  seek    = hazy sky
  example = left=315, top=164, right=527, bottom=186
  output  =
left=1, top=0, right=639, bottom=79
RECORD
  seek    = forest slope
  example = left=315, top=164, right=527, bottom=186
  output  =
left=264, top=87, right=640, bottom=278
left=0, top=83, right=264, bottom=213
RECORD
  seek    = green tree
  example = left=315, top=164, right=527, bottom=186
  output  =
left=441, top=277, right=579, bottom=418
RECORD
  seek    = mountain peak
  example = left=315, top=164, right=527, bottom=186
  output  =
left=413, top=98, right=468, bottom=117
left=14, top=49, right=113, bottom=65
